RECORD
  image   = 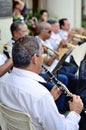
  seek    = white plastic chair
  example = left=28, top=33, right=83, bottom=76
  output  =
left=0, top=102, right=7, bottom=130
left=0, top=103, right=35, bottom=130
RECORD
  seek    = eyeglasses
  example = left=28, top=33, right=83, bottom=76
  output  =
left=44, top=29, right=52, bottom=34
left=47, top=30, right=52, bottom=34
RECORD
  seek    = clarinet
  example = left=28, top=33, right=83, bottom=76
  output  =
left=42, top=65, right=86, bottom=113
left=42, top=65, right=72, bottom=99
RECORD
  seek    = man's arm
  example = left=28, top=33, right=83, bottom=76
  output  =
left=0, top=58, right=13, bottom=77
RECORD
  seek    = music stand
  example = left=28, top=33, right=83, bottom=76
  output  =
left=52, top=49, right=73, bottom=74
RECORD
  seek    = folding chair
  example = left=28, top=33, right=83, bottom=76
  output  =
left=0, top=103, right=35, bottom=130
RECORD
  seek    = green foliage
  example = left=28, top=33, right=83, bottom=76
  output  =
left=13, top=9, right=41, bottom=36
left=82, top=21, right=86, bottom=27
left=25, top=8, right=41, bottom=20
left=13, top=17, right=22, bottom=22
left=25, top=9, right=41, bottom=36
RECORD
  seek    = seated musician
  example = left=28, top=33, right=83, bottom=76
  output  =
left=35, top=21, right=68, bottom=85
left=0, top=21, right=28, bottom=77
left=35, top=21, right=70, bottom=113
left=0, top=35, right=83, bottom=130
left=58, top=18, right=79, bottom=46
left=44, top=19, right=78, bottom=93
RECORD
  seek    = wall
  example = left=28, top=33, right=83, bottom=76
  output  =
left=82, top=0, right=86, bottom=16
left=0, top=18, right=12, bottom=52
left=42, top=0, right=81, bottom=29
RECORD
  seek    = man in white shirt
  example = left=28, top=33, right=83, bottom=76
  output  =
left=0, top=35, right=83, bottom=130
left=46, top=19, right=65, bottom=50
left=36, top=22, right=70, bottom=113
left=0, top=21, right=28, bottom=77
left=0, top=54, right=13, bottom=77
left=59, top=18, right=72, bottom=41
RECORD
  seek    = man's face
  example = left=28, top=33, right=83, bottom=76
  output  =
left=16, top=24, right=28, bottom=40
left=43, top=24, right=52, bottom=40
left=62, top=20, right=70, bottom=31
left=52, top=22, right=60, bottom=33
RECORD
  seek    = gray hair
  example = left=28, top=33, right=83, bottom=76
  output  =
left=37, top=22, right=49, bottom=34
left=12, top=35, right=40, bottom=67
left=47, top=18, right=58, bottom=25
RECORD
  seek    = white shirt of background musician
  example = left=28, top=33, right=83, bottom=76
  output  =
left=59, top=29, right=68, bottom=40
left=37, top=37, right=59, bottom=72
left=35, top=36, right=45, bottom=45
left=45, top=32, right=62, bottom=51
left=50, top=31, right=62, bottom=49
left=0, top=53, right=9, bottom=78
left=0, top=67, right=81, bottom=130
left=42, top=39, right=59, bottom=72
left=36, top=36, right=54, bottom=56
left=0, top=53, right=7, bottom=65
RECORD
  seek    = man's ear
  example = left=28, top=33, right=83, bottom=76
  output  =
left=31, top=54, right=38, bottom=65
left=14, top=31, right=19, bottom=39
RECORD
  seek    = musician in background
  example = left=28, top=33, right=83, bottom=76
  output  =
left=36, top=21, right=70, bottom=113
left=36, top=21, right=68, bottom=86
left=42, top=19, right=78, bottom=87
left=9, top=21, right=28, bottom=45
left=0, top=58, right=13, bottom=77
left=0, top=35, right=83, bottom=130
left=59, top=18, right=79, bottom=46
left=0, top=21, right=28, bottom=77
left=46, top=18, right=67, bottom=50
left=59, top=18, right=73, bottom=42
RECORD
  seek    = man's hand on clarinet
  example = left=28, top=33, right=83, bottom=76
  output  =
left=69, top=94, right=83, bottom=114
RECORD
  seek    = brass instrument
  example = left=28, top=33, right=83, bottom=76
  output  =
left=66, top=42, right=75, bottom=49
left=57, top=42, right=75, bottom=60
left=74, top=34, right=86, bottom=39
left=42, top=44, right=59, bottom=57
left=42, top=42, right=75, bottom=60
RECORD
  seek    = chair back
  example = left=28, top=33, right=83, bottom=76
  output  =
left=0, top=102, right=7, bottom=130
left=0, top=103, right=35, bottom=130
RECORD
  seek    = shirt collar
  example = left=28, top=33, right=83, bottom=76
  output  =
left=12, top=67, right=46, bottom=83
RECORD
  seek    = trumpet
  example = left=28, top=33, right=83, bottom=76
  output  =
left=42, top=44, right=59, bottom=57
left=66, top=42, right=75, bottom=49
left=42, top=42, right=75, bottom=60
left=74, top=34, right=86, bottom=39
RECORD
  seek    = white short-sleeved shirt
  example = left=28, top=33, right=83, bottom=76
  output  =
left=0, top=53, right=10, bottom=78
left=0, top=67, right=81, bottom=130
left=36, top=36, right=59, bottom=72
left=0, top=53, right=7, bottom=65
left=59, top=29, right=69, bottom=40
